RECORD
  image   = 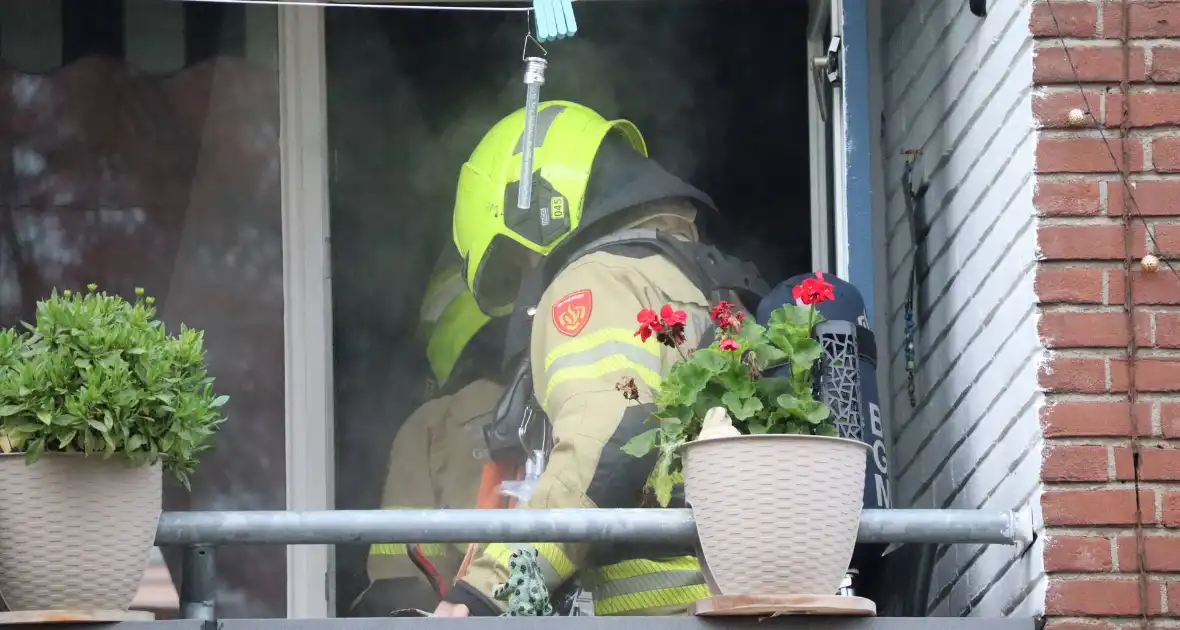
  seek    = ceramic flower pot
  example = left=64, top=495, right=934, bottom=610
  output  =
left=683, top=433, right=869, bottom=596
left=0, top=453, right=161, bottom=611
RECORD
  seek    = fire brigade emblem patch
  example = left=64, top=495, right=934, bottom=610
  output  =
left=552, top=290, right=592, bottom=337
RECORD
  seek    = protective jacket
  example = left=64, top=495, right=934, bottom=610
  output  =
left=357, top=255, right=508, bottom=613
left=445, top=137, right=767, bottom=616
left=366, top=378, right=504, bottom=584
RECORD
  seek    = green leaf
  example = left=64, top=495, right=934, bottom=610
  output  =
left=721, top=391, right=764, bottom=421
left=738, top=321, right=767, bottom=345
left=689, top=348, right=730, bottom=374
left=717, top=369, right=756, bottom=398
left=210, top=395, right=229, bottom=408
left=36, top=411, right=52, bottom=425
left=790, top=338, right=823, bottom=370
left=799, top=400, right=831, bottom=424
left=651, top=452, right=676, bottom=508
left=0, top=404, right=25, bottom=416
left=747, top=422, right=769, bottom=435
left=769, top=304, right=814, bottom=328
left=24, top=437, right=45, bottom=463
left=622, top=428, right=660, bottom=458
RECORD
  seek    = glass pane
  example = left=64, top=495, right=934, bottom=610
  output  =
left=325, top=1, right=812, bottom=617
left=0, top=0, right=284, bottom=618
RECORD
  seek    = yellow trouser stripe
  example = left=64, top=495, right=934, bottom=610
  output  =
left=487, top=542, right=578, bottom=587
left=593, top=584, right=711, bottom=616
left=369, top=506, right=465, bottom=558
left=370, top=542, right=453, bottom=557
left=543, top=355, right=662, bottom=408
left=544, top=328, right=659, bottom=371
left=590, top=555, right=699, bottom=582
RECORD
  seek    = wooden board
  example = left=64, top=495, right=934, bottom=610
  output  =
left=689, top=594, right=877, bottom=617
left=0, top=610, right=156, bottom=625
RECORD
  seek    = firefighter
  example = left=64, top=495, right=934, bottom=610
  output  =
left=435, top=101, right=766, bottom=617
left=351, top=249, right=508, bottom=616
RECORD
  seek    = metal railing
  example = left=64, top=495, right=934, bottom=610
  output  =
left=155, top=508, right=1033, bottom=620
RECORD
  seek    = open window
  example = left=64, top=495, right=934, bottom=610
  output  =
left=272, top=0, right=867, bottom=617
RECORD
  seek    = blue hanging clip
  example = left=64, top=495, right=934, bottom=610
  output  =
left=532, top=0, right=577, bottom=43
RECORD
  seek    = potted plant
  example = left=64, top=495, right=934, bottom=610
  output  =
left=0, top=285, right=227, bottom=612
left=622, top=272, right=869, bottom=598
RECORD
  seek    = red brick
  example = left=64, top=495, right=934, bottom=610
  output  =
left=1168, top=580, right=1180, bottom=614
left=1040, top=311, right=1129, bottom=348
left=1152, top=137, right=1180, bottom=173
left=1152, top=46, right=1180, bottom=83
left=1037, top=265, right=1105, bottom=303
left=1035, top=91, right=1104, bottom=129
left=1139, top=445, right=1180, bottom=481
left=1109, top=268, right=1180, bottom=305
left=1111, top=356, right=1180, bottom=392
left=1114, top=445, right=1136, bottom=480
left=1045, top=577, right=1160, bottom=616
left=1038, top=224, right=1139, bottom=260
left=1150, top=221, right=1180, bottom=257
left=1042, top=401, right=1153, bottom=437
left=1154, top=312, right=1180, bottom=348
left=1036, top=137, right=1144, bottom=174
left=1043, top=622, right=1118, bottom=630
left=1034, top=45, right=1147, bottom=84
left=1109, top=179, right=1180, bottom=217
left=1163, top=403, right=1180, bottom=438
left=1042, top=488, right=1156, bottom=526
left=1134, top=310, right=1153, bottom=347
left=1044, top=535, right=1113, bottom=572
left=1031, top=2, right=1099, bottom=38
left=1166, top=491, right=1180, bottom=527
left=1035, top=180, right=1103, bottom=216
left=1040, top=355, right=1108, bottom=393
left=1106, top=2, right=1180, bottom=38
left=1106, top=89, right=1180, bottom=128
left=1117, top=534, right=1180, bottom=572
left=1043, top=444, right=1112, bottom=481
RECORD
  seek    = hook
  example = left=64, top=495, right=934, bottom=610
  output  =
left=522, top=10, right=549, bottom=60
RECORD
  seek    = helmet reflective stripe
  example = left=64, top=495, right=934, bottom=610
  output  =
left=452, top=101, right=648, bottom=312
left=425, top=287, right=490, bottom=387
left=419, top=267, right=468, bottom=332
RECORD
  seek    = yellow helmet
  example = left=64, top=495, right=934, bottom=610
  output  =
left=452, top=101, right=648, bottom=312
left=419, top=251, right=492, bottom=388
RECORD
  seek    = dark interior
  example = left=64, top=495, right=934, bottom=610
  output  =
left=324, top=0, right=813, bottom=613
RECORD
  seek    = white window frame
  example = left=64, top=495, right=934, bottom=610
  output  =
left=279, top=2, right=335, bottom=619
left=807, top=0, right=834, bottom=274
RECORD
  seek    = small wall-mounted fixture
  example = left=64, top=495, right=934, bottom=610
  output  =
left=969, top=0, right=987, bottom=18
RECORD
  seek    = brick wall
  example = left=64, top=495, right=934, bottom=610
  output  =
left=1033, top=0, right=1180, bottom=625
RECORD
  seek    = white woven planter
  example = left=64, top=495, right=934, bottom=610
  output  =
left=0, top=453, right=161, bottom=611
left=683, top=434, right=869, bottom=597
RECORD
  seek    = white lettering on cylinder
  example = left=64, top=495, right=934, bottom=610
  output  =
left=868, top=403, right=891, bottom=508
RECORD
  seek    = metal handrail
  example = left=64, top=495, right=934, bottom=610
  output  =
left=156, top=508, right=1034, bottom=621
left=155, top=508, right=1032, bottom=546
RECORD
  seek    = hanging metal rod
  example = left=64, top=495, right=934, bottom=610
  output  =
left=155, top=508, right=1033, bottom=546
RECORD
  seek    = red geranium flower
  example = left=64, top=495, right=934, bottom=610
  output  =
left=635, top=308, right=662, bottom=342
left=710, top=300, right=742, bottom=333
left=660, top=304, right=687, bottom=326
left=719, top=337, right=739, bottom=351
left=635, top=304, right=688, bottom=348
left=792, top=271, right=836, bottom=306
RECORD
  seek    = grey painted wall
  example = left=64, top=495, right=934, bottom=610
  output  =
left=876, top=0, right=1044, bottom=617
